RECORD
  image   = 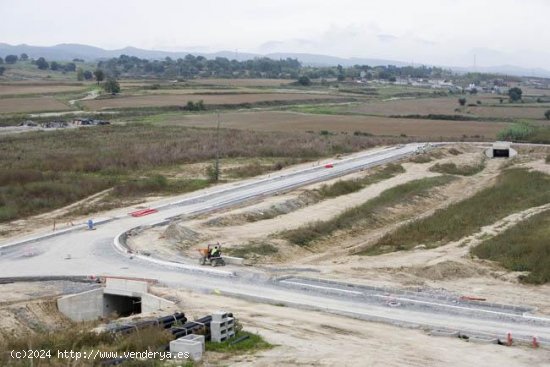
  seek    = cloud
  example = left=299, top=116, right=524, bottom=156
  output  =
left=377, top=34, right=398, bottom=43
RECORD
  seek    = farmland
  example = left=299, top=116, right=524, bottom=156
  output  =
left=156, top=110, right=508, bottom=138
left=0, top=96, right=72, bottom=113
left=80, top=92, right=346, bottom=110
left=346, top=96, right=550, bottom=120
left=0, top=83, right=87, bottom=96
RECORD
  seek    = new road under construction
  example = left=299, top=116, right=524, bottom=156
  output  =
left=1, top=142, right=550, bottom=357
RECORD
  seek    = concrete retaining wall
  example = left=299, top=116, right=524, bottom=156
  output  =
left=57, top=288, right=104, bottom=322
left=142, top=293, right=175, bottom=312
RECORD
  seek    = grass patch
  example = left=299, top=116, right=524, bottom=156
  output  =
left=366, top=168, right=550, bottom=254
left=111, top=176, right=209, bottom=198
left=0, top=172, right=115, bottom=222
left=0, top=325, right=173, bottom=366
left=317, top=163, right=405, bottom=199
left=286, top=104, right=361, bottom=116
left=472, top=209, right=550, bottom=284
left=0, top=124, right=384, bottom=222
left=283, top=175, right=454, bottom=246
left=224, top=158, right=305, bottom=179
left=497, top=121, right=550, bottom=143
left=497, top=121, right=534, bottom=141
left=429, top=160, right=485, bottom=176
left=226, top=242, right=279, bottom=258
left=409, top=154, right=433, bottom=163
left=206, top=331, right=272, bottom=354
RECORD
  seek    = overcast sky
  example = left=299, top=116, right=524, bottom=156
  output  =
left=1, top=0, right=549, bottom=69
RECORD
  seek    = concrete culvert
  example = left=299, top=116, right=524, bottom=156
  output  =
left=485, top=141, right=517, bottom=158
left=103, top=294, right=141, bottom=317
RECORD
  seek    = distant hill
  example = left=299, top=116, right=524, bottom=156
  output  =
left=1, top=43, right=549, bottom=78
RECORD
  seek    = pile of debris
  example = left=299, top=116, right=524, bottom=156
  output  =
left=72, top=117, right=110, bottom=126
left=19, top=120, right=68, bottom=128
left=18, top=118, right=111, bottom=129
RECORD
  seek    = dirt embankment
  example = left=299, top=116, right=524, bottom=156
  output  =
left=0, top=281, right=99, bottom=344
left=154, top=287, right=550, bottom=367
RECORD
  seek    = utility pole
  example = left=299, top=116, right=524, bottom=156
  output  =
left=214, top=111, right=221, bottom=182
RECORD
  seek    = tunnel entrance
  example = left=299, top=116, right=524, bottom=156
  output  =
left=103, top=294, right=142, bottom=317
left=493, top=149, right=510, bottom=158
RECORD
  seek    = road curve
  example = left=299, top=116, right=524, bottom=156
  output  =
left=1, top=142, right=550, bottom=345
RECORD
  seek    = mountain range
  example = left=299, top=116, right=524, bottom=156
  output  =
left=1, top=43, right=549, bottom=78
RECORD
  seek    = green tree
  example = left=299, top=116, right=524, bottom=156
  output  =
left=206, top=162, right=220, bottom=182
left=545, top=110, right=550, bottom=120
left=93, top=69, right=105, bottom=85
left=5, top=54, right=18, bottom=64
left=103, top=78, right=120, bottom=94
left=297, top=75, right=311, bottom=86
left=0, top=57, right=4, bottom=64
left=458, top=98, right=467, bottom=106
left=76, top=68, right=84, bottom=81
left=508, top=87, right=523, bottom=102
left=64, top=62, right=76, bottom=72
left=20, top=53, right=29, bottom=61
left=83, top=70, right=93, bottom=80
left=36, top=57, right=49, bottom=70
left=0, top=66, right=5, bottom=76
left=50, top=61, right=60, bottom=71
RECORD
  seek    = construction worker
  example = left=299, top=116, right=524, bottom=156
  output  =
left=211, top=245, right=220, bottom=258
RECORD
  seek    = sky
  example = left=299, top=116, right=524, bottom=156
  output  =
left=1, top=0, right=549, bottom=69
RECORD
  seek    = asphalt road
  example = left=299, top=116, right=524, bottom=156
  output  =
left=1, top=142, right=549, bottom=345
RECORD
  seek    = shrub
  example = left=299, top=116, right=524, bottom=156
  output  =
left=227, top=242, right=279, bottom=258
left=297, top=76, right=311, bottom=86
left=472, top=210, right=550, bottom=284
left=429, top=160, right=485, bottom=176
left=206, top=331, right=272, bottom=353
left=409, top=155, right=433, bottom=163
left=497, top=122, right=533, bottom=141
left=184, top=100, right=205, bottom=111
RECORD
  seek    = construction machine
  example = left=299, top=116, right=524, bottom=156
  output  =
left=197, top=243, right=225, bottom=267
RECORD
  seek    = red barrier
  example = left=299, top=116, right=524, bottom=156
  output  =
left=324, top=163, right=334, bottom=168
left=130, top=208, right=158, bottom=217
left=459, top=296, right=487, bottom=301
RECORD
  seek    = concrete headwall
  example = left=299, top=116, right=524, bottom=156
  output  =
left=105, top=278, right=148, bottom=295
left=142, top=293, right=175, bottom=312
left=57, top=288, right=104, bottom=322
left=58, top=279, right=175, bottom=321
